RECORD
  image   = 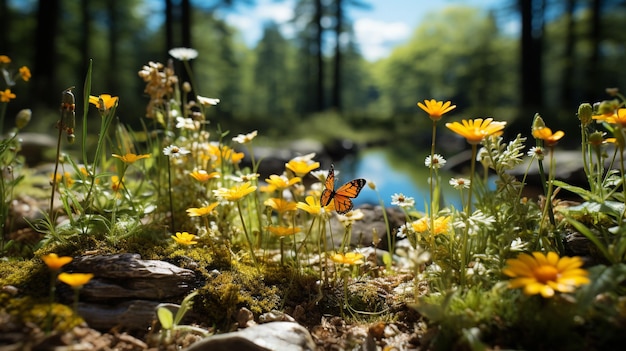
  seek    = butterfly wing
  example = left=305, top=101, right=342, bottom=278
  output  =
left=333, top=178, right=367, bottom=214
left=320, top=164, right=336, bottom=206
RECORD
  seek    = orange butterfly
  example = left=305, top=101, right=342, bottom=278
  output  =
left=320, top=164, right=366, bottom=214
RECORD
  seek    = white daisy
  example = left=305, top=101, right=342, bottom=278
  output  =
left=197, top=95, right=220, bottom=106
left=449, top=177, right=470, bottom=190
left=425, top=154, right=446, bottom=169
left=391, top=193, right=415, bottom=208
left=232, top=130, right=258, bottom=144
left=163, top=145, right=190, bottom=158
left=168, top=47, right=199, bottom=61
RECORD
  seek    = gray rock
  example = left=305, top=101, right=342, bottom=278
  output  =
left=77, top=300, right=160, bottom=331
left=184, top=322, right=316, bottom=351
left=68, top=253, right=196, bottom=300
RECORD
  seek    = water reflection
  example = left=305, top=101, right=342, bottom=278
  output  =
left=336, top=148, right=462, bottom=212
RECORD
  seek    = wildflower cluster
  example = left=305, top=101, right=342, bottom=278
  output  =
left=0, top=55, right=32, bottom=252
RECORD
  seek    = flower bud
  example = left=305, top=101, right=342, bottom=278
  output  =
left=588, top=131, right=604, bottom=147
left=367, top=180, right=376, bottom=190
left=531, top=113, right=545, bottom=133
left=577, top=103, right=593, bottom=126
left=183, top=82, right=192, bottom=93
left=597, top=100, right=619, bottom=116
left=15, top=109, right=31, bottom=129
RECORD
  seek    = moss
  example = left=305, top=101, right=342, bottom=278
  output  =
left=1, top=293, right=83, bottom=333
left=0, top=258, right=50, bottom=298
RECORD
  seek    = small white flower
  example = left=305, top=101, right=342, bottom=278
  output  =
left=391, top=193, right=415, bottom=208
left=176, top=117, right=198, bottom=130
left=449, top=177, right=470, bottom=190
left=163, top=145, right=191, bottom=158
left=168, top=47, right=199, bottom=61
left=336, top=209, right=365, bottom=226
left=311, top=170, right=330, bottom=183
left=396, top=223, right=409, bottom=238
left=527, top=146, right=544, bottom=160
left=227, top=173, right=260, bottom=182
left=290, top=153, right=316, bottom=162
left=425, top=154, right=446, bottom=169
left=197, top=95, right=220, bottom=106
left=510, top=237, right=526, bottom=251
left=232, top=130, right=258, bottom=144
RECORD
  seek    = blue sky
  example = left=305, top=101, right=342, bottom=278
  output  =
left=222, top=0, right=513, bottom=61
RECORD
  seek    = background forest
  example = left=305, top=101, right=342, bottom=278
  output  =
left=2, top=0, right=626, bottom=147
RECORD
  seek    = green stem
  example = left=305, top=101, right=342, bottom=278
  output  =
left=0, top=102, right=7, bottom=136
left=236, top=201, right=259, bottom=270
left=167, top=157, right=175, bottom=232
left=49, top=125, right=64, bottom=222
left=429, top=121, right=438, bottom=239
left=460, top=143, right=478, bottom=288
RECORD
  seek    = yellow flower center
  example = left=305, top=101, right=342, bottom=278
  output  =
left=534, top=265, right=558, bottom=283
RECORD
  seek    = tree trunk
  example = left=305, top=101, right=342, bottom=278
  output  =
left=331, top=0, right=342, bottom=111
left=0, top=0, right=8, bottom=52
left=182, top=0, right=192, bottom=48
left=33, top=0, right=60, bottom=108
left=560, top=0, right=576, bottom=108
left=80, top=0, right=91, bottom=84
left=586, top=0, right=602, bottom=98
left=165, top=0, right=174, bottom=53
left=314, top=0, right=324, bottom=111
left=107, top=0, right=119, bottom=94
left=519, top=0, right=543, bottom=110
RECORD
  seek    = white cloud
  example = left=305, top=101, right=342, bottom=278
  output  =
left=223, top=0, right=295, bottom=46
left=354, top=18, right=411, bottom=61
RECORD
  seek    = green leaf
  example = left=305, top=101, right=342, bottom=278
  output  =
left=157, top=306, right=174, bottom=330
left=174, top=291, right=199, bottom=326
left=552, top=180, right=599, bottom=202
left=564, top=216, right=613, bottom=263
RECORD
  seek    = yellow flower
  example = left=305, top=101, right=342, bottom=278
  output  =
left=111, top=175, right=123, bottom=192
left=0, top=55, right=10, bottom=64
left=19, top=66, right=31, bottom=82
left=593, top=108, right=626, bottom=127
left=410, top=216, right=450, bottom=235
left=213, top=181, right=257, bottom=201
left=265, top=174, right=301, bottom=191
left=171, top=231, right=198, bottom=245
left=0, top=89, right=16, bottom=102
left=189, top=169, right=220, bottom=182
left=264, top=198, right=297, bottom=213
left=532, top=127, right=565, bottom=146
left=502, top=252, right=590, bottom=298
left=112, top=153, right=151, bottom=164
left=285, top=159, right=320, bottom=177
left=445, top=118, right=506, bottom=145
left=266, top=225, right=301, bottom=237
left=58, top=273, right=94, bottom=288
left=296, top=195, right=333, bottom=216
left=89, top=94, right=119, bottom=110
left=211, top=145, right=244, bottom=165
left=42, top=253, right=73, bottom=270
left=417, top=99, right=456, bottom=121
left=186, top=203, right=219, bottom=217
left=330, top=252, right=364, bottom=265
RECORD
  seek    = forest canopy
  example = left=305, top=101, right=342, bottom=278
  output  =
left=1, top=0, right=626, bottom=144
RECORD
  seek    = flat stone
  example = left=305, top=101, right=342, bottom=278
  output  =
left=66, top=253, right=196, bottom=301
left=184, top=322, right=316, bottom=351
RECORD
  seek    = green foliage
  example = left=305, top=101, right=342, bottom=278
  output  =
left=376, top=7, right=517, bottom=117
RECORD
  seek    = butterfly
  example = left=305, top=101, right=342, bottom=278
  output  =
left=320, top=164, right=366, bottom=214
